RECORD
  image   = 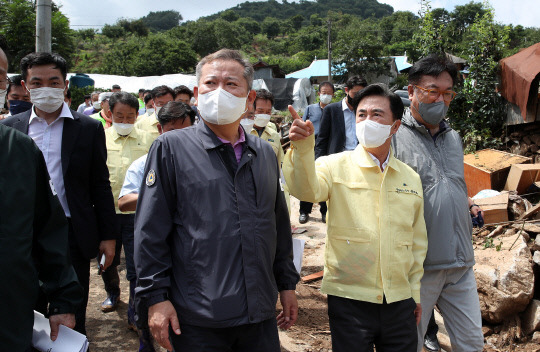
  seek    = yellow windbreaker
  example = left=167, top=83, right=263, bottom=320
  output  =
left=283, top=135, right=427, bottom=304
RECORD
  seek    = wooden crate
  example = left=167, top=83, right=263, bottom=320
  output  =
left=474, top=192, right=509, bottom=225
left=464, top=149, right=531, bottom=198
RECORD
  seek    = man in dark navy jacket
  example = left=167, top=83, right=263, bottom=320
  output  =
left=135, top=49, right=299, bottom=352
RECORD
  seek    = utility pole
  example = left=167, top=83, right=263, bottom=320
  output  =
left=327, top=19, right=332, bottom=82
left=36, top=0, right=52, bottom=53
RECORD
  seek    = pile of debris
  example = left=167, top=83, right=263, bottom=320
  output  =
left=465, top=149, right=540, bottom=349
left=506, top=125, right=540, bottom=163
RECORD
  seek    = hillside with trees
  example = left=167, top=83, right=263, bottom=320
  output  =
left=1, top=0, right=538, bottom=78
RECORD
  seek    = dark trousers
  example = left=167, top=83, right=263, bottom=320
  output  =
left=426, top=309, right=439, bottom=337
left=170, top=318, right=280, bottom=352
left=34, top=220, right=90, bottom=336
left=69, top=235, right=90, bottom=336
left=299, top=200, right=327, bottom=215
left=328, top=295, right=417, bottom=352
left=102, top=213, right=135, bottom=295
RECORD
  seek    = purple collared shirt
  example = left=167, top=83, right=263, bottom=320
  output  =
left=217, top=127, right=246, bottom=163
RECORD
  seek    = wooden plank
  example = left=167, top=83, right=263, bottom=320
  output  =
left=301, top=270, right=324, bottom=283
left=519, top=202, right=540, bottom=220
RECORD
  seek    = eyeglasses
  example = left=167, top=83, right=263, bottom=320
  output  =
left=413, top=85, right=457, bottom=102
left=0, top=76, right=11, bottom=89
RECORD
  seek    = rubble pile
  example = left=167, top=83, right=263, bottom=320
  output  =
left=473, top=192, right=540, bottom=349
left=506, top=125, right=540, bottom=163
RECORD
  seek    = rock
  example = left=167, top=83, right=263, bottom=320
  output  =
left=524, top=136, right=532, bottom=145
left=534, top=251, right=540, bottom=265
left=509, top=194, right=528, bottom=220
left=532, top=331, right=540, bottom=343
left=512, top=223, right=540, bottom=234
left=531, top=134, right=540, bottom=146
left=520, top=142, right=530, bottom=155
left=522, top=300, right=540, bottom=334
left=474, top=235, right=534, bottom=323
left=534, top=236, right=540, bottom=251
left=487, top=225, right=505, bottom=238
left=532, top=144, right=540, bottom=153
left=483, top=326, right=494, bottom=337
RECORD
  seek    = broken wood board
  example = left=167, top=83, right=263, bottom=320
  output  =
left=301, top=270, right=324, bottom=283
left=504, top=163, right=540, bottom=194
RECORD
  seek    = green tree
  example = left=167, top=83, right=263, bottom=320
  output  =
left=447, top=5, right=509, bottom=153
left=333, top=17, right=389, bottom=78
left=220, top=10, right=240, bottom=22
left=262, top=17, right=281, bottom=38
left=235, top=17, right=261, bottom=35
left=141, top=10, right=183, bottom=32
left=101, top=24, right=125, bottom=39
left=0, top=0, right=75, bottom=71
left=118, top=19, right=149, bottom=37
left=99, top=33, right=197, bottom=76
left=290, top=14, right=305, bottom=31
left=413, top=0, right=446, bottom=59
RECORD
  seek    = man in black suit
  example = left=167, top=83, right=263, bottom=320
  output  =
left=1, top=52, right=117, bottom=335
left=315, top=75, right=367, bottom=159
left=299, top=76, right=365, bottom=224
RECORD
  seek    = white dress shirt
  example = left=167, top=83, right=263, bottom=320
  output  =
left=342, top=98, right=358, bottom=151
left=367, top=149, right=390, bottom=172
left=28, top=102, right=73, bottom=217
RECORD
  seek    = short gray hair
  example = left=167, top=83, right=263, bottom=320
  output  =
left=196, top=49, right=254, bottom=91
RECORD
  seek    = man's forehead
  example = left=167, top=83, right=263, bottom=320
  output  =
left=417, top=73, right=453, bottom=89
left=27, top=64, right=63, bottom=78
left=201, top=59, right=244, bottom=76
left=358, top=95, right=390, bottom=110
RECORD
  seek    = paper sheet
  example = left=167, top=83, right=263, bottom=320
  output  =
left=32, top=311, right=89, bottom=352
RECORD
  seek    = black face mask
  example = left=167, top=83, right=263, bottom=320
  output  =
left=8, top=100, right=33, bottom=115
left=347, top=93, right=354, bottom=106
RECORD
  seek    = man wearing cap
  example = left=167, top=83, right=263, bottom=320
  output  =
left=91, top=91, right=113, bottom=129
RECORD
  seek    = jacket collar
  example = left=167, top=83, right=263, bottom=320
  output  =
left=351, top=144, right=401, bottom=173
left=402, top=108, right=450, bottom=137
left=196, top=121, right=257, bottom=156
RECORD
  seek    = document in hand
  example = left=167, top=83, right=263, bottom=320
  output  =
left=293, top=238, right=306, bottom=274
left=32, top=311, right=89, bottom=352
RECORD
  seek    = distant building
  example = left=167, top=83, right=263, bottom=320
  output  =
left=252, top=60, right=286, bottom=80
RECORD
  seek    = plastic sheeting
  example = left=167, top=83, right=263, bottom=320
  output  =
left=252, top=78, right=315, bottom=112
left=500, top=43, right=540, bottom=120
left=66, top=72, right=197, bottom=93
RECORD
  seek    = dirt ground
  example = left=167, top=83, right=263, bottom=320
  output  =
left=84, top=197, right=540, bottom=351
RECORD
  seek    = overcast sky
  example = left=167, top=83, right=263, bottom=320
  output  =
left=55, top=0, right=539, bottom=29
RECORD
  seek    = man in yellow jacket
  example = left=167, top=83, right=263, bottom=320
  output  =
left=283, top=84, right=428, bottom=352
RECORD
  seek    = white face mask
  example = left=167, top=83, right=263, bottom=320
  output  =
left=154, top=106, right=162, bottom=116
left=93, top=101, right=101, bottom=110
left=197, top=87, right=247, bottom=125
left=356, top=119, right=395, bottom=148
left=0, top=88, right=6, bottom=108
left=240, top=118, right=254, bottom=132
left=28, top=87, right=65, bottom=113
left=113, top=122, right=134, bottom=136
left=254, top=114, right=271, bottom=128
left=320, top=94, right=332, bottom=105
left=146, top=108, right=155, bottom=115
